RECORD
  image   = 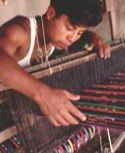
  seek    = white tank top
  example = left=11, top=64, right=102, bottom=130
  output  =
left=18, top=17, right=37, bottom=68
left=18, top=17, right=55, bottom=68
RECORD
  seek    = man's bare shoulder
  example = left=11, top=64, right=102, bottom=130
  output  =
left=1, top=16, right=29, bottom=29
left=0, top=16, right=30, bottom=46
left=0, top=16, right=31, bottom=56
left=0, top=16, right=30, bottom=40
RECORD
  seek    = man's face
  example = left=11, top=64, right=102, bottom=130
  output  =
left=46, top=13, right=87, bottom=50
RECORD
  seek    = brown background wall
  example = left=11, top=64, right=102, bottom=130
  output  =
left=102, top=0, right=125, bottom=40
left=0, top=0, right=50, bottom=25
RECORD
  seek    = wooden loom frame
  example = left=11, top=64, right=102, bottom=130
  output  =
left=0, top=42, right=125, bottom=152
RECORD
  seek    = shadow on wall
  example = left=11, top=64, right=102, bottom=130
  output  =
left=0, top=0, right=50, bottom=26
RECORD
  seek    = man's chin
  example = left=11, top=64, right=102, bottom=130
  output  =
left=53, top=42, right=68, bottom=50
left=57, top=45, right=69, bottom=50
left=55, top=46, right=66, bottom=50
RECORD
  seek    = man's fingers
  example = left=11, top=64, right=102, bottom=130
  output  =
left=65, top=101, right=86, bottom=122
left=97, top=41, right=111, bottom=59
left=49, top=112, right=77, bottom=126
left=86, top=44, right=94, bottom=51
left=69, top=103, right=86, bottom=121
left=63, top=90, right=86, bottom=122
left=104, top=46, right=111, bottom=59
left=56, top=112, right=77, bottom=126
left=63, top=90, right=80, bottom=101
left=49, top=116, right=61, bottom=127
left=99, top=46, right=111, bottom=59
left=49, top=100, right=86, bottom=126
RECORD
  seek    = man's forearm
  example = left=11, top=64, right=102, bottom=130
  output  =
left=0, top=50, right=48, bottom=103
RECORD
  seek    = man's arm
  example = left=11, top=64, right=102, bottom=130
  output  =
left=0, top=17, right=86, bottom=126
left=82, top=31, right=111, bottom=59
left=69, top=30, right=111, bottom=59
left=0, top=48, right=86, bottom=126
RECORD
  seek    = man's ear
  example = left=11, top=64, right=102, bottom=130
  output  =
left=46, top=6, right=56, bottom=20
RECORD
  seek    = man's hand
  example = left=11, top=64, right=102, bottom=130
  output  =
left=82, top=31, right=111, bottom=59
left=87, top=31, right=111, bottom=59
left=36, top=86, right=86, bottom=126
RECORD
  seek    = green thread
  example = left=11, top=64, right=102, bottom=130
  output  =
left=83, top=43, right=89, bottom=50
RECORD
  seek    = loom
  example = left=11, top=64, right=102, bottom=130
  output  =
left=0, top=40, right=125, bottom=153
left=75, top=71, right=125, bottom=131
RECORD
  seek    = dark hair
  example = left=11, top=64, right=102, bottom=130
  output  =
left=50, top=0, right=103, bottom=27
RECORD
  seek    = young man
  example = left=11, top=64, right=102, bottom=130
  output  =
left=0, top=0, right=110, bottom=127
